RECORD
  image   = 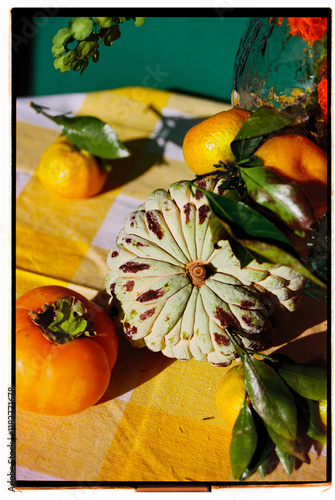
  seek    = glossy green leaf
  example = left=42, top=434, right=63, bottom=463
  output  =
left=231, top=107, right=296, bottom=161
left=241, top=431, right=274, bottom=480
left=230, top=398, right=258, bottom=480
left=278, top=363, right=327, bottom=401
left=233, top=136, right=264, bottom=162
left=239, top=166, right=315, bottom=231
left=202, top=189, right=292, bottom=247
left=58, top=115, right=130, bottom=159
left=265, top=425, right=308, bottom=462
left=257, top=456, right=271, bottom=478
left=275, top=445, right=294, bottom=474
left=229, top=239, right=254, bottom=268
left=242, top=356, right=297, bottom=441
left=30, top=102, right=130, bottom=160
left=238, top=155, right=264, bottom=168
left=306, top=399, right=327, bottom=444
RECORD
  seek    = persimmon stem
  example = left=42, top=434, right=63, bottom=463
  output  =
left=29, top=296, right=96, bottom=344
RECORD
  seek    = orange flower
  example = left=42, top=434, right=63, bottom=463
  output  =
left=278, top=17, right=327, bottom=43
left=317, top=78, right=328, bottom=123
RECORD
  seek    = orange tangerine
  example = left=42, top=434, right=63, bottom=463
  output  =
left=37, top=135, right=108, bottom=199
left=254, top=134, right=327, bottom=219
left=182, top=108, right=251, bottom=175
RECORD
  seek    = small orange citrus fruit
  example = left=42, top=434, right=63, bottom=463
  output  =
left=182, top=108, right=251, bottom=175
left=216, top=364, right=246, bottom=429
left=254, top=134, right=327, bottom=219
left=37, top=135, right=108, bottom=199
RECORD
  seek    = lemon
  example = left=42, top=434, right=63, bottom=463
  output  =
left=216, top=364, right=246, bottom=429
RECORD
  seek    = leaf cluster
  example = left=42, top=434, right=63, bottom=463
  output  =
left=52, top=17, right=146, bottom=74
left=226, top=328, right=328, bottom=480
left=191, top=106, right=327, bottom=288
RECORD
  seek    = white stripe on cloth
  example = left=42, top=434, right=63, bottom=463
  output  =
left=92, top=194, right=143, bottom=250
left=16, top=93, right=87, bottom=130
left=16, top=465, right=64, bottom=481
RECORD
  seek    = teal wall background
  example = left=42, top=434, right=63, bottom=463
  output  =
left=27, top=16, right=249, bottom=103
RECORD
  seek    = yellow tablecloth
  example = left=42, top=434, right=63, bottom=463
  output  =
left=15, top=87, right=328, bottom=487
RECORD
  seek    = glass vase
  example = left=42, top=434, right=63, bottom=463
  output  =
left=231, top=16, right=328, bottom=149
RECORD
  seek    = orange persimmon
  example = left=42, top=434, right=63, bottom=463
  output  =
left=16, top=285, right=118, bottom=416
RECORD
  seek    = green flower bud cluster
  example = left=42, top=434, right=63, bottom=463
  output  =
left=52, top=17, right=146, bottom=74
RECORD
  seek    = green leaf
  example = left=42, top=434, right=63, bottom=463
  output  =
left=265, top=425, right=308, bottom=462
left=241, top=356, right=297, bottom=441
left=257, top=455, right=271, bottom=478
left=278, top=363, right=327, bottom=401
left=241, top=430, right=274, bottom=480
left=230, top=399, right=258, bottom=480
left=275, top=445, right=294, bottom=474
left=201, top=189, right=292, bottom=247
left=234, top=137, right=264, bottom=162
left=30, top=102, right=130, bottom=160
left=237, top=155, right=264, bottom=168
left=306, top=399, right=327, bottom=444
left=58, top=115, right=130, bottom=159
left=231, top=107, right=297, bottom=161
left=229, top=239, right=254, bottom=268
left=239, top=166, right=315, bottom=231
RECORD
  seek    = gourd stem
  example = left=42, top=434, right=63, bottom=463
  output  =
left=186, top=260, right=211, bottom=287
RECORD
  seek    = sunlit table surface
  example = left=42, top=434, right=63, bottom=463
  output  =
left=15, top=87, right=328, bottom=488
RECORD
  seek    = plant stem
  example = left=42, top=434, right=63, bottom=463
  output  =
left=225, top=327, right=278, bottom=363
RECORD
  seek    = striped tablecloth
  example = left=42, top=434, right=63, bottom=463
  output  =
left=15, top=87, right=328, bottom=487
